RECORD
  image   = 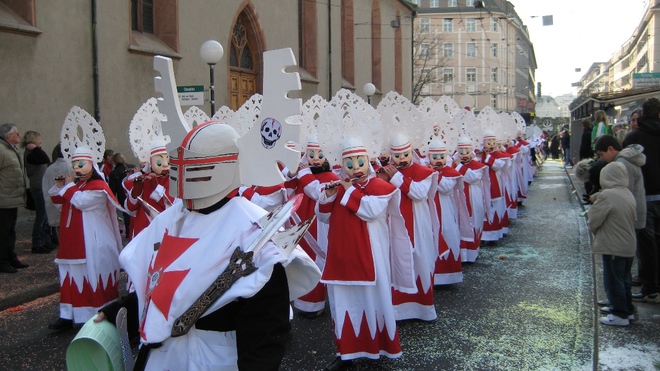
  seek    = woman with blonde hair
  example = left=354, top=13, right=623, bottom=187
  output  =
left=591, top=110, right=612, bottom=149
left=20, top=130, right=53, bottom=254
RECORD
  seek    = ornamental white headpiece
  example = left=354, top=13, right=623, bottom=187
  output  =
left=477, top=106, right=502, bottom=141
left=316, top=89, right=382, bottom=168
left=377, top=91, right=432, bottom=156
left=453, top=109, right=483, bottom=150
left=60, top=106, right=106, bottom=163
left=128, top=97, right=170, bottom=164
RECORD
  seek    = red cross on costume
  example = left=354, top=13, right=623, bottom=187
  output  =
left=139, top=229, right=198, bottom=340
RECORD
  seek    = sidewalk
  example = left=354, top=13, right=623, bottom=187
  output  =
left=0, top=209, right=59, bottom=312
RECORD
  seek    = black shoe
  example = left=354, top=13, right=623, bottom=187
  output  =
left=298, top=309, right=324, bottom=319
left=46, top=242, right=59, bottom=251
left=48, top=318, right=73, bottom=331
left=31, top=246, right=50, bottom=254
left=0, top=262, right=18, bottom=273
left=325, top=357, right=353, bottom=371
left=9, top=259, right=29, bottom=269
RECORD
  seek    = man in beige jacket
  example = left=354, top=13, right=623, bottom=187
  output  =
left=0, top=123, right=29, bottom=273
left=588, top=161, right=637, bottom=326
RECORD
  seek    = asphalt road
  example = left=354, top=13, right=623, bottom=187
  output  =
left=1, top=159, right=658, bottom=370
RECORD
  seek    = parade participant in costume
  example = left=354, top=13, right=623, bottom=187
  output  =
left=454, top=137, right=490, bottom=262
left=515, top=129, right=534, bottom=192
left=48, top=144, right=124, bottom=330
left=428, top=139, right=472, bottom=285
left=124, top=140, right=175, bottom=239
left=480, top=130, right=508, bottom=243
left=495, top=137, right=514, bottom=235
left=284, top=135, right=339, bottom=318
left=381, top=133, right=439, bottom=322
left=319, top=135, right=415, bottom=371
left=503, top=133, right=522, bottom=220
left=96, top=121, right=321, bottom=370
left=237, top=182, right=288, bottom=212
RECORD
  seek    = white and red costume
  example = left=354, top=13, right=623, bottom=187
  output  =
left=287, top=165, right=338, bottom=313
left=50, top=169, right=123, bottom=323
left=479, top=150, right=507, bottom=241
left=319, top=176, right=415, bottom=361
left=389, top=162, right=439, bottom=321
left=504, top=143, right=522, bottom=219
left=432, top=166, right=472, bottom=284
left=239, top=183, right=288, bottom=212
left=124, top=174, right=174, bottom=238
left=454, top=157, right=490, bottom=262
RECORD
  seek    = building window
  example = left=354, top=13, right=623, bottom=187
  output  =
left=491, top=43, right=498, bottom=57
left=466, top=67, right=477, bottom=82
left=467, top=43, right=476, bottom=57
left=421, top=43, right=430, bottom=59
left=129, top=0, right=179, bottom=55
left=448, top=0, right=457, bottom=7
left=443, top=68, right=454, bottom=83
left=443, top=19, right=453, bottom=32
left=491, top=94, right=498, bottom=108
left=341, top=0, right=354, bottom=85
left=420, top=18, right=430, bottom=33
left=491, top=67, right=498, bottom=82
left=0, top=0, right=38, bottom=34
left=421, top=68, right=432, bottom=94
left=443, top=43, right=453, bottom=58
left=131, top=0, right=153, bottom=33
left=466, top=18, right=476, bottom=32
left=491, top=19, right=498, bottom=32
left=430, top=0, right=439, bottom=7
left=466, top=0, right=475, bottom=5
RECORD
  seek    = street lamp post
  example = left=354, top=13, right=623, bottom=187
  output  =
left=363, top=82, right=376, bottom=105
left=200, top=40, right=224, bottom=116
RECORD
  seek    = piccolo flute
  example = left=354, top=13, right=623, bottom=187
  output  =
left=324, top=174, right=368, bottom=190
left=376, top=164, right=405, bottom=174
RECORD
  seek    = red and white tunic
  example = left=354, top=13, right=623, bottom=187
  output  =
left=285, top=167, right=338, bottom=313
left=432, top=166, right=472, bottom=285
left=454, top=160, right=490, bottom=262
left=390, top=164, right=439, bottom=321
left=480, top=151, right=508, bottom=241
left=239, top=183, right=288, bottom=212
left=504, top=145, right=522, bottom=219
left=124, top=174, right=174, bottom=239
left=319, top=177, right=415, bottom=361
left=49, top=179, right=123, bottom=323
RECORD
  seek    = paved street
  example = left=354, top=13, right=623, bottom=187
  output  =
left=0, top=160, right=658, bottom=370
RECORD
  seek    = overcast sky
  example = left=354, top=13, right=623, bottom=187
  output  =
left=512, top=0, right=648, bottom=97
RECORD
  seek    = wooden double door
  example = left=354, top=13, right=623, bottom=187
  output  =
left=229, top=71, right=256, bottom=111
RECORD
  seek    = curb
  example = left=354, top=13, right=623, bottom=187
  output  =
left=0, top=282, right=60, bottom=312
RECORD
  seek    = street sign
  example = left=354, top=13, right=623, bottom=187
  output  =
left=177, top=85, right=204, bottom=106
left=632, top=73, right=660, bottom=89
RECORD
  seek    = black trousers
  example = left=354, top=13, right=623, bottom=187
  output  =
left=0, top=208, right=18, bottom=263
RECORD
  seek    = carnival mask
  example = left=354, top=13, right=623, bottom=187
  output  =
left=343, top=155, right=369, bottom=179
left=306, top=149, right=325, bottom=167
left=151, top=153, right=170, bottom=175
left=72, top=159, right=94, bottom=180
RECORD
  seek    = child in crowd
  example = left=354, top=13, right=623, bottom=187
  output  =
left=588, top=161, right=637, bottom=326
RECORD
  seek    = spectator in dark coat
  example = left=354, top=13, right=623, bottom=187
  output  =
left=560, top=129, right=573, bottom=166
left=622, top=97, right=660, bottom=303
left=579, top=119, right=594, bottom=160
left=579, top=119, right=596, bottom=196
